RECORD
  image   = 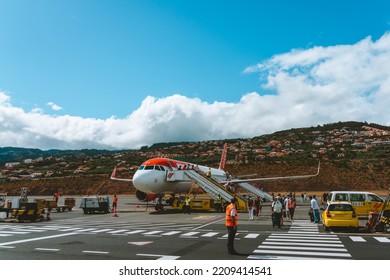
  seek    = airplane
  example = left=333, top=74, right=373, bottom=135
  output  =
left=111, top=144, right=320, bottom=210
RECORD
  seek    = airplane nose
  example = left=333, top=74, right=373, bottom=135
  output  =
left=132, top=171, right=146, bottom=190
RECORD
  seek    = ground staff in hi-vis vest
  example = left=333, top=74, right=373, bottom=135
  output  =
left=225, top=197, right=238, bottom=255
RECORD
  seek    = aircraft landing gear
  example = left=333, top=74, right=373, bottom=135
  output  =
left=155, top=194, right=164, bottom=211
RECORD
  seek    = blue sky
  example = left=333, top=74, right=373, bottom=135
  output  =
left=0, top=0, right=389, bottom=149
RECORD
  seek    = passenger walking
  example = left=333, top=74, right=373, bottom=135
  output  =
left=271, top=196, right=283, bottom=229
left=225, top=198, right=238, bottom=255
left=284, top=196, right=290, bottom=221
left=254, top=196, right=262, bottom=218
left=247, top=198, right=254, bottom=220
left=288, top=197, right=297, bottom=221
left=310, top=195, right=320, bottom=223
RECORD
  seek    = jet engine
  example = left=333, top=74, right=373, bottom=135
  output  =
left=135, top=190, right=157, bottom=202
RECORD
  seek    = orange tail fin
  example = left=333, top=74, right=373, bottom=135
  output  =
left=218, top=143, right=228, bottom=171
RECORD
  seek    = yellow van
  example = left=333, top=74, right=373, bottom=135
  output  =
left=328, top=191, right=390, bottom=217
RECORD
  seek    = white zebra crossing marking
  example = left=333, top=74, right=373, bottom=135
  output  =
left=91, top=229, right=114, bottom=233
left=374, top=237, right=390, bottom=243
left=244, top=233, right=260, bottom=239
left=161, top=231, right=182, bottom=236
left=349, top=236, right=366, bottom=242
left=180, top=232, right=200, bottom=237
left=126, top=230, right=146, bottom=235
left=248, top=220, right=351, bottom=260
left=143, top=231, right=163, bottom=235
left=201, top=232, right=219, bottom=237
left=253, top=249, right=351, bottom=258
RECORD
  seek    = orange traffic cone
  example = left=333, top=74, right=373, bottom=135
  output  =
left=113, top=206, right=118, bottom=217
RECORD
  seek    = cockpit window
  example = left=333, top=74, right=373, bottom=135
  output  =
left=160, top=166, right=165, bottom=171
left=144, top=165, right=154, bottom=170
left=155, top=165, right=161, bottom=171
left=138, top=166, right=145, bottom=170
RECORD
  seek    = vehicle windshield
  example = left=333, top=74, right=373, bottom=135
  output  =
left=367, top=194, right=383, bottom=202
left=328, top=204, right=354, bottom=211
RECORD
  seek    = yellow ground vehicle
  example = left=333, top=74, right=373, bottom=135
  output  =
left=172, top=197, right=214, bottom=211
left=322, top=201, right=359, bottom=231
left=328, top=191, right=390, bottom=217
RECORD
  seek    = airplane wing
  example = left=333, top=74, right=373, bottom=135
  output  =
left=221, top=162, right=320, bottom=184
left=110, top=166, right=132, bottom=182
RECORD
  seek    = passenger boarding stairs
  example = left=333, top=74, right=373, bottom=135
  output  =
left=167, top=169, right=247, bottom=211
left=237, top=182, right=273, bottom=202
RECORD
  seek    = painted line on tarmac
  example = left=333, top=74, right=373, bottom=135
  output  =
left=248, top=254, right=329, bottom=260
left=35, top=248, right=60, bottom=252
left=136, top=253, right=180, bottom=260
left=374, top=237, right=390, bottom=243
left=0, top=231, right=29, bottom=235
left=0, top=232, right=78, bottom=246
left=192, top=217, right=225, bottom=230
left=258, top=245, right=348, bottom=252
left=0, top=245, right=15, bottom=249
left=266, top=238, right=341, bottom=243
left=253, top=249, right=351, bottom=258
left=349, top=236, right=366, bottom=242
left=263, top=241, right=344, bottom=247
left=82, top=250, right=109, bottom=255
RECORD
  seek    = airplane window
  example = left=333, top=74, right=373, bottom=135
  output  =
left=138, top=166, right=145, bottom=170
left=160, top=166, right=165, bottom=171
left=144, top=166, right=154, bottom=170
left=155, top=166, right=161, bottom=171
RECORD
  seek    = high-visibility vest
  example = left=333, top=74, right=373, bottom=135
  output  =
left=225, top=203, right=238, bottom=227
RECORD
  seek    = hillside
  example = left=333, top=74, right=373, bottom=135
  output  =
left=0, top=121, right=389, bottom=196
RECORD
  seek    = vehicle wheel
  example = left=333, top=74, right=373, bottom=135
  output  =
left=325, top=226, right=330, bottom=232
left=354, top=227, right=360, bottom=232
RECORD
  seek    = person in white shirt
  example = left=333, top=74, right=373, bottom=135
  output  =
left=247, top=198, right=254, bottom=220
left=272, top=197, right=283, bottom=229
left=284, top=196, right=290, bottom=221
left=310, top=195, right=320, bottom=223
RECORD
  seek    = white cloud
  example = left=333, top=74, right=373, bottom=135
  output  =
left=0, top=33, right=390, bottom=150
left=47, top=102, right=63, bottom=111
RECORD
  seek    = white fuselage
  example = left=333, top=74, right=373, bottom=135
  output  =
left=132, top=161, right=226, bottom=195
